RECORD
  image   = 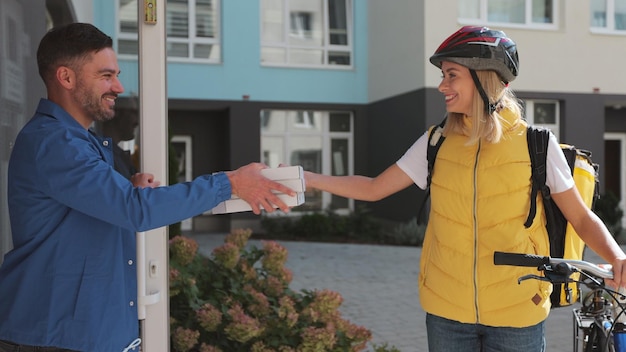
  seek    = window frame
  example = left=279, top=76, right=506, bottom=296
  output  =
left=171, top=135, right=193, bottom=230
left=590, top=0, right=626, bottom=35
left=116, top=0, right=222, bottom=63
left=522, top=99, right=561, bottom=140
left=458, top=0, right=559, bottom=31
left=260, top=0, right=354, bottom=69
left=260, top=109, right=354, bottom=214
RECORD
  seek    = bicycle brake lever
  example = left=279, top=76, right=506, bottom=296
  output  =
left=544, top=270, right=573, bottom=284
left=518, top=274, right=549, bottom=284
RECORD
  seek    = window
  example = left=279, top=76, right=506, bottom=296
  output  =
left=261, top=0, right=353, bottom=68
left=290, top=12, right=313, bottom=39
left=591, top=0, right=626, bottom=32
left=117, top=0, right=221, bottom=62
left=261, top=110, right=353, bottom=212
left=522, top=100, right=560, bottom=140
left=458, top=0, right=556, bottom=28
left=171, top=135, right=193, bottom=230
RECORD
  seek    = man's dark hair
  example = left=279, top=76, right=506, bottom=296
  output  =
left=37, top=22, right=113, bottom=84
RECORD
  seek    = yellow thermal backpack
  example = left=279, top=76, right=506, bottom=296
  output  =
left=526, top=126, right=599, bottom=307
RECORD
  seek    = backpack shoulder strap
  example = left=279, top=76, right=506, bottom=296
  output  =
left=417, top=117, right=447, bottom=224
left=426, top=117, right=447, bottom=191
left=525, top=126, right=550, bottom=228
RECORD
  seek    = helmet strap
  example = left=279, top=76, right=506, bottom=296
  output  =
left=470, top=69, right=498, bottom=115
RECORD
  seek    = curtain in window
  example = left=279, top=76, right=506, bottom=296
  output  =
left=328, top=0, right=347, bottom=45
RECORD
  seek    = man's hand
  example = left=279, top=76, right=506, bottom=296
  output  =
left=226, top=163, right=296, bottom=214
left=131, top=173, right=161, bottom=188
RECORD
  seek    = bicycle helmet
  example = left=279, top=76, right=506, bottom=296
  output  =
left=430, top=26, right=519, bottom=84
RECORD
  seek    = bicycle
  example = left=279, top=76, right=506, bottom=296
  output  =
left=493, top=251, right=626, bottom=352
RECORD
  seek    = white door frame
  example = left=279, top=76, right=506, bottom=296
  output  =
left=137, top=0, right=170, bottom=350
left=605, top=132, right=626, bottom=228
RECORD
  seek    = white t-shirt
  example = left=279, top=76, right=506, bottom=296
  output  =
left=396, top=130, right=575, bottom=193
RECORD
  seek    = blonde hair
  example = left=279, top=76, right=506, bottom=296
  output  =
left=443, top=70, right=523, bottom=145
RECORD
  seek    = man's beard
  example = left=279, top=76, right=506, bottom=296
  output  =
left=74, top=80, right=116, bottom=122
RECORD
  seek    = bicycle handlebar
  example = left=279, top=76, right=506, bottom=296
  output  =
left=493, top=252, right=550, bottom=267
left=493, top=251, right=614, bottom=280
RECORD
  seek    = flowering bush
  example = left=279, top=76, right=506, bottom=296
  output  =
left=169, top=229, right=372, bottom=352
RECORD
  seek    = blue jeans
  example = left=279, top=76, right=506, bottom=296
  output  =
left=426, top=314, right=546, bottom=352
left=0, top=340, right=76, bottom=352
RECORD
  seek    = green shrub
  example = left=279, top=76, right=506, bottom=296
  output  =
left=261, top=209, right=426, bottom=247
left=169, top=229, right=372, bottom=351
left=594, top=191, right=624, bottom=238
left=384, top=218, right=426, bottom=246
left=371, top=343, right=402, bottom=352
left=260, top=207, right=384, bottom=244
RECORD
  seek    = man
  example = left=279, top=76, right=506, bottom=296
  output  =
left=0, top=23, right=294, bottom=352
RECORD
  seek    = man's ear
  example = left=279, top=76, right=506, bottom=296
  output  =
left=56, top=66, right=76, bottom=89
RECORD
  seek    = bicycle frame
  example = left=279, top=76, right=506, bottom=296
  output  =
left=574, top=288, right=616, bottom=352
left=493, top=251, right=626, bottom=352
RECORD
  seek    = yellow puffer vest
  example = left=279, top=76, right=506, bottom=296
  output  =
left=419, top=113, right=552, bottom=327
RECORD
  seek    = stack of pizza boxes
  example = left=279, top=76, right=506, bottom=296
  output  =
left=210, top=166, right=306, bottom=214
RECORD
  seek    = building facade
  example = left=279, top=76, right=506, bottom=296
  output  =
left=1, top=0, right=625, bottom=251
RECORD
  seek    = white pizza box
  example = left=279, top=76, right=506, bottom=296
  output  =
left=229, top=178, right=306, bottom=199
left=260, top=165, right=304, bottom=180
left=211, top=192, right=305, bottom=214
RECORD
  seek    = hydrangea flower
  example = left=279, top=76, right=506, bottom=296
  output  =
left=170, top=236, right=199, bottom=265
left=239, top=261, right=257, bottom=281
left=299, top=323, right=337, bottom=352
left=250, top=341, right=274, bottom=352
left=212, top=242, right=240, bottom=269
left=172, top=327, right=199, bottom=352
left=224, top=304, right=264, bottom=343
left=302, top=289, right=343, bottom=323
left=196, top=303, right=222, bottom=332
left=277, top=267, right=293, bottom=284
left=225, top=228, right=252, bottom=249
left=169, top=268, right=182, bottom=296
left=261, top=240, right=288, bottom=275
left=336, top=317, right=373, bottom=351
left=199, top=343, right=223, bottom=352
left=278, top=296, right=299, bottom=328
left=261, top=275, right=285, bottom=297
left=244, top=285, right=270, bottom=317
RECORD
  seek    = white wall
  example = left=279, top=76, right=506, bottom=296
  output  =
left=367, top=0, right=426, bottom=103
left=508, top=1, right=626, bottom=95
left=70, top=0, right=93, bottom=23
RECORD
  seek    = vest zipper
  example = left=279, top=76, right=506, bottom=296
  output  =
left=473, top=140, right=481, bottom=323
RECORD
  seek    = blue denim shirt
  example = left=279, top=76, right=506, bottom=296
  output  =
left=0, top=99, right=232, bottom=351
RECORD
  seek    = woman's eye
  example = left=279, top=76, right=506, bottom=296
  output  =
left=441, top=73, right=456, bottom=79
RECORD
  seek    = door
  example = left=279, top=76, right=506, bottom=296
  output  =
left=605, top=133, right=626, bottom=229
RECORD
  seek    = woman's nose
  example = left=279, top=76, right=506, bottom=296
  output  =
left=438, top=79, right=447, bottom=93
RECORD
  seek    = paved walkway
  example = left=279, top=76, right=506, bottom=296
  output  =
left=191, top=233, right=614, bottom=352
